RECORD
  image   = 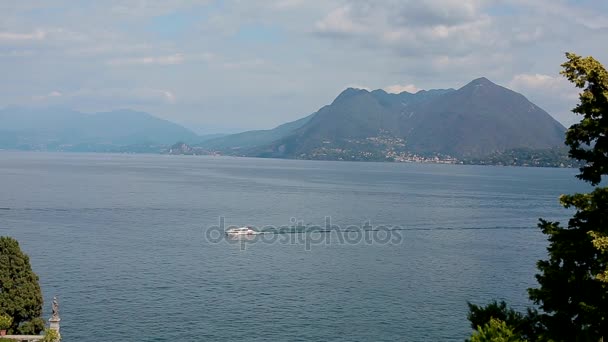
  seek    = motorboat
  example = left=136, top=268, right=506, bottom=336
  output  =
left=225, top=227, right=258, bottom=236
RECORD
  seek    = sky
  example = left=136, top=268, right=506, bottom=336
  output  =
left=1, top=0, right=607, bottom=134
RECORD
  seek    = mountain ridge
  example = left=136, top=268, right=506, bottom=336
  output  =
left=0, top=77, right=569, bottom=163
left=0, top=107, right=200, bottom=150
left=236, top=77, right=566, bottom=160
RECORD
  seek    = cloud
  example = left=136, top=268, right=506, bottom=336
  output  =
left=505, top=0, right=608, bottom=30
left=107, top=53, right=186, bottom=66
left=0, top=0, right=606, bottom=130
left=82, top=88, right=177, bottom=105
left=314, top=5, right=366, bottom=35
left=31, top=88, right=177, bottom=107
left=0, top=50, right=35, bottom=57
left=509, top=73, right=580, bottom=126
left=510, top=73, right=577, bottom=100
left=221, top=58, right=267, bottom=70
left=313, top=0, right=497, bottom=58
left=384, top=84, right=419, bottom=93
left=346, top=84, right=371, bottom=91
left=32, top=90, right=63, bottom=101
left=0, top=29, right=46, bottom=41
left=273, top=0, right=308, bottom=9
left=108, top=0, right=213, bottom=17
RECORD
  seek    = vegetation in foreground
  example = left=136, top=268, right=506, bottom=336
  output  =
left=466, top=53, right=608, bottom=341
left=0, top=236, right=44, bottom=334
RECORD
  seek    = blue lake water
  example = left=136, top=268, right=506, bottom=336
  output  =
left=0, top=152, right=589, bottom=341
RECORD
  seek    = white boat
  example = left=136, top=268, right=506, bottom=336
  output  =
left=225, top=227, right=258, bottom=236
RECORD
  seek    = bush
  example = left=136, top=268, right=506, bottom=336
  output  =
left=469, top=318, right=526, bottom=342
left=0, top=236, right=44, bottom=334
left=41, top=329, right=60, bottom=342
left=0, top=315, right=11, bottom=330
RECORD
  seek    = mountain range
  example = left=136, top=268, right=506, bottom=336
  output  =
left=0, top=77, right=568, bottom=163
left=0, top=107, right=204, bottom=151
left=200, top=77, right=566, bottom=161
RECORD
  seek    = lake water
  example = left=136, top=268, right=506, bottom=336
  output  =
left=0, top=152, right=588, bottom=341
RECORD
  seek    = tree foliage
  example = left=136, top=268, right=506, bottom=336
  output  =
left=590, top=230, right=608, bottom=282
left=527, top=53, right=608, bottom=341
left=467, top=301, right=542, bottom=341
left=469, top=318, right=526, bottom=342
left=0, top=314, right=11, bottom=330
left=561, top=52, right=608, bottom=186
left=0, top=237, right=44, bottom=334
left=41, top=329, right=60, bottom=342
left=467, top=53, right=608, bottom=341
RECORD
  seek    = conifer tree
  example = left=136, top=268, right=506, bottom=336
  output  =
left=468, top=53, right=608, bottom=341
left=0, top=237, right=44, bottom=334
left=528, top=52, right=608, bottom=341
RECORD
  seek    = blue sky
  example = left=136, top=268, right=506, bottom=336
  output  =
left=1, top=0, right=607, bottom=133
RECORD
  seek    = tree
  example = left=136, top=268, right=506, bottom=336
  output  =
left=0, top=237, right=44, bottom=334
left=468, top=53, right=608, bottom=341
left=41, top=329, right=60, bottom=342
left=527, top=53, right=608, bottom=341
left=469, top=318, right=526, bottom=342
left=467, top=301, right=541, bottom=341
left=590, top=231, right=608, bottom=282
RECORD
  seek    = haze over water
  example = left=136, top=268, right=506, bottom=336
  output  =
left=0, top=152, right=588, bottom=341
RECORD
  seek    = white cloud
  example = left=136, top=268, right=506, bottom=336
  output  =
left=314, top=5, right=366, bottom=35
left=30, top=88, right=177, bottom=107
left=345, top=84, right=371, bottom=91
left=273, top=0, right=307, bottom=9
left=510, top=73, right=577, bottom=100
left=505, top=0, right=608, bottom=30
left=384, top=84, right=419, bottom=93
left=0, top=50, right=35, bottom=57
left=108, top=0, right=213, bottom=17
left=161, top=90, right=176, bottom=103
left=107, top=53, right=186, bottom=66
left=106, top=52, right=217, bottom=66
left=511, top=73, right=556, bottom=88
left=509, top=73, right=581, bottom=126
left=221, top=58, right=267, bottom=70
left=0, top=0, right=606, bottom=130
left=32, top=90, right=63, bottom=101
left=0, top=29, right=46, bottom=41
left=313, top=0, right=496, bottom=58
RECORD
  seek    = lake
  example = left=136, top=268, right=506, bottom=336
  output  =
left=0, top=152, right=588, bottom=341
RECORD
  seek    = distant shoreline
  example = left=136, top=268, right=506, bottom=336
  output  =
left=0, top=149, right=580, bottom=169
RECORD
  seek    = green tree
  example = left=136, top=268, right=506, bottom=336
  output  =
left=528, top=53, right=608, bottom=341
left=41, top=329, right=60, bottom=342
left=467, top=301, right=541, bottom=341
left=0, top=314, right=12, bottom=331
left=469, top=318, right=526, bottom=342
left=0, top=237, right=44, bottom=334
left=590, top=231, right=608, bottom=282
left=468, top=53, right=608, bottom=341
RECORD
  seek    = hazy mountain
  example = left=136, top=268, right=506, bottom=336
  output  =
left=0, top=107, right=199, bottom=150
left=244, top=78, right=566, bottom=160
left=197, top=112, right=315, bottom=151
left=400, top=77, right=566, bottom=156
left=1, top=77, right=568, bottom=161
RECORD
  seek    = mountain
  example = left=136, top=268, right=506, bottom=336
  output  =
left=1, top=77, right=568, bottom=162
left=0, top=107, right=199, bottom=150
left=400, top=77, right=566, bottom=157
left=197, top=112, right=315, bottom=151
left=241, top=78, right=566, bottom=160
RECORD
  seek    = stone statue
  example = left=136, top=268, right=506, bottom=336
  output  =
left=51, top=296, right=59, bottom=319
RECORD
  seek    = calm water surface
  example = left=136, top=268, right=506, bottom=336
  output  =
left=0, top=152, right=588, bottom=341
